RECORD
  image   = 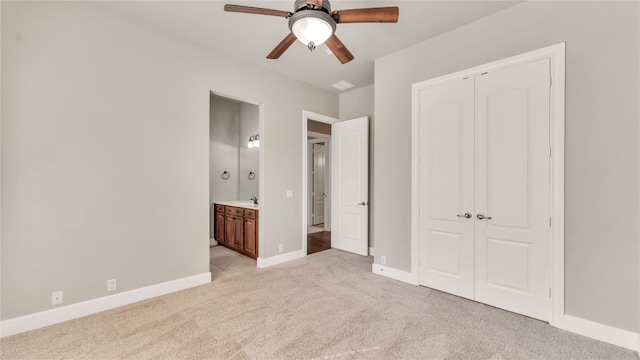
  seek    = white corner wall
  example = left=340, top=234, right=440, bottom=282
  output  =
left=373, top=0, right=638, bottom=340
left=1, top=0, right=337, bottom=325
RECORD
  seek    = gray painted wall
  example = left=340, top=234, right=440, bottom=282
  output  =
left=209, top=97, right=259, bottom=204
left=374, top=1, right=639, bottom=332
left=340, top=84, right=375, bottom=249
left=1, top=1, right=337, bottom=320
left=210, top=96, right=241, bottom=203
left=238, top=102, right=259, bottom=201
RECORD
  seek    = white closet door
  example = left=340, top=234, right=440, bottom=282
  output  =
left=474, top=59, right=551, bottom=321
left=332, top=117, right=369, bottom=256
left=418, top=78, right=475, bottom=299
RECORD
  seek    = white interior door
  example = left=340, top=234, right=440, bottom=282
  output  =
left=474, top=59, right=551, bottom=321
left=312, top=143, right=325, bottom=225
left=332, top=117, right=368, bottom=256
left=418, top=58, right=551, bottom=321
left=418, top=78, right=475, bottom=299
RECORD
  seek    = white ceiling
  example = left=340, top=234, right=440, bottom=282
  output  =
left=102, top=1, right=522, bottom=93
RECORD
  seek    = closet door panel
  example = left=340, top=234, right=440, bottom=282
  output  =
left=474, top=58, right=551, bottom=321
left=418, top=78, right=475, bottom=300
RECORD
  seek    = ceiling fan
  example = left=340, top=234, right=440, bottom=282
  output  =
left=224, top=0, right=399, bottom=64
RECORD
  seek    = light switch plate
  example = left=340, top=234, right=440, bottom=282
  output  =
left=107, top=279, right=117, bottom=292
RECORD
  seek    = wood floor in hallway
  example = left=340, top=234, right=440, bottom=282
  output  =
left=307, top=231, right=331, bottom=255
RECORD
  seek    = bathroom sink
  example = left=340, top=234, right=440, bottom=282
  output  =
left=236, top=201, right=258, bottom=209
left=216, top=201, right=258, bottom=209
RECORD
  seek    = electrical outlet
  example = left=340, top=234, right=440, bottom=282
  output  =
left=286, top=190, right=293, bottom=198
left=107, top=279, right=117, bottom=292
left=278, top=243, right=284, bottom=253
left=52, top=291, right=63, bottom=305
left=381, top=256, right=386, bottom=265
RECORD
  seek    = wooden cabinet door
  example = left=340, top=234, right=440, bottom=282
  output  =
left=225, top=216, right=244, bottom=250
left=215, top=211, right=226, bottom=244
left=224, top=206, right=244, bottom=250
left=244, top=218, right=257, bottom=257
left=224, top=215, right=235, bottom=248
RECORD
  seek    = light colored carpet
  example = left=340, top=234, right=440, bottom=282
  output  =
left=1, top=249, right=637, bottom=359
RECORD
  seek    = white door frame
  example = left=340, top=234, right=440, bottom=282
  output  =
left=302, top=111, right=339, bottom=255
left=308, top=135, right=330, bottom=228
left=411, top=43, right=565, bottom=326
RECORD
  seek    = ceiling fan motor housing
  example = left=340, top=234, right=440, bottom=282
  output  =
left=288, top=11, right=336, bottom=33
left=294, top=0, right=331, bottom=12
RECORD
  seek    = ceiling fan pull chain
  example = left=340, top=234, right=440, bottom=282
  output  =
left=307, top=41, right=316, bottom=52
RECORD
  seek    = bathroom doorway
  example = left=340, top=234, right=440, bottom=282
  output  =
left=209, top=92, right=263, bottom=279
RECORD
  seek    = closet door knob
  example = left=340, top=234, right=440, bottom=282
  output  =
left=477, top=213, right=492, bottom=220
left=456, top=212, right=472, bottom=219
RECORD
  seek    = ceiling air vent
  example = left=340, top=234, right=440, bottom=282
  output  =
left=330, top=80, right=354, bottom=91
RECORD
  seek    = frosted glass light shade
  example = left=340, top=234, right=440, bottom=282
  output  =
left=291, top=17, right=333, bottom=45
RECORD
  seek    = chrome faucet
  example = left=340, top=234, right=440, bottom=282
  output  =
left=250, top=196, right=258, bottom=205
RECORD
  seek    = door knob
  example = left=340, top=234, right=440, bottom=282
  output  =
left=357, top=202, right=368, bottom=206
left=456, top=212, right=472, bottom=219
left=476, top=213, right=492, bottom=220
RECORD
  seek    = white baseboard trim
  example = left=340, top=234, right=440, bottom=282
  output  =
left=370, top=263, right=639, bottom=354
left=368, top=247, right=374, bottom=256
left=556, top=314, right=639, bottom=352
left=372, top=263, right=419, bottom=285
left=209, top=238, right=218, bottom=246
left=257, top=249, right=305, bottom=268
left=0, top=272, right=211, bottom=338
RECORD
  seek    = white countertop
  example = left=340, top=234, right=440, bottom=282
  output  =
left=214, top=201, right=259, bottom=210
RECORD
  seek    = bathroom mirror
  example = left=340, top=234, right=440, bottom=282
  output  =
left=209, top=94, right=259, bottom=203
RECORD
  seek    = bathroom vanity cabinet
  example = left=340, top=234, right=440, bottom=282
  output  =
left=214, top=203, right=258, bottom=259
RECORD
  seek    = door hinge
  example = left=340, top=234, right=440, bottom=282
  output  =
left=549, top=147, right=552, bottom=158
left=549, top=287, right=552, bottom=298
left=549, top=217, right=552, bottom=227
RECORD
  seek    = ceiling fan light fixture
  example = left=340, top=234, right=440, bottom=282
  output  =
left=289, top=11, right=335, bottom=47
left=225, top=1, right=399, bottom=64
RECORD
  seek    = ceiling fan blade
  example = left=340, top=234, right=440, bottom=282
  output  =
left=325, top=34, right=354, bottom=64
left=332, top=7, right=399, bottom=23
left=224, top=4, right=290, bottom=18
left=267, top=33, right=298, bottom=59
